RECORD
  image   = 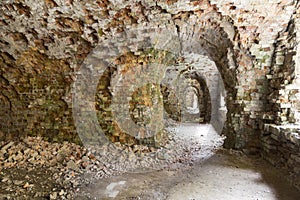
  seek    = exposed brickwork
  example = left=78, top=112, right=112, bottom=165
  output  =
left=0, top=0, right=299, bottom=174
left=261, top=4, right=300, bottom=186
left=262, top=124, right=300, bottom=188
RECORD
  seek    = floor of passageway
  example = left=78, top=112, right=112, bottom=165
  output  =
left=75, top=124, right=300, bottom=200
left=76, top=150, right=300, bottom=200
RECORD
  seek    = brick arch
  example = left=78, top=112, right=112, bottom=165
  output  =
left=174, top=10, right=243, bottom=148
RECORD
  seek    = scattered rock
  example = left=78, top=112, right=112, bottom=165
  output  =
left=50, top=192, right=57, bottom=199
left=13, top=180, right=23, bottom=186
left=1, top=177, right=9, bottom=183
left=23, top=182, right=34, bottom=189
left=157, top=150, right=167, bottom=160
left=1, top=141, right=14, bottom=153
left=67, top=160, right=78, bottom=171
left=59, top=189, right=65, bottom=196
left=0, top=125, right=219, bottom=200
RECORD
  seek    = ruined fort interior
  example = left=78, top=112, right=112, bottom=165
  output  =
left=1, top=0, right=300, bottom=199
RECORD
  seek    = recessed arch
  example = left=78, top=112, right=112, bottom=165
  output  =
left=173, top=10, right=243, bottom=147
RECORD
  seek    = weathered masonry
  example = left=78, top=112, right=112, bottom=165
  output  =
left=0, top=0, right=300, bottom=183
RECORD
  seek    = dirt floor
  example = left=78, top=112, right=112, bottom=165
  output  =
left=75, top=149, right=300, bottom=200
left=1, top=124, right=300, bottom=199
left=75, top=124, right=300, bottom=200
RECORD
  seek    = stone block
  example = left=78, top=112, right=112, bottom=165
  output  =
left=269, top=125, right=281, bottom=135
left=280, top=103, right=292, bottom=108
left=275, top=55, right=285, bottom=65
left=288, top=132, right=300, bottom=145
left=270, top=133, right=281, bottom=141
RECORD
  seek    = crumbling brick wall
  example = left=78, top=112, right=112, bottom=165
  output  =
left=0, top=0, right=299, bottom=154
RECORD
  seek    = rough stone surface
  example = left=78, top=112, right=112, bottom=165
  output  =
left=0, top=0, right=296, bottom=148
left=0, top=0, right=300, bottom=194
left=0, top=124, right=225, bottom=199
left=262, top=124, right=300, bottom=184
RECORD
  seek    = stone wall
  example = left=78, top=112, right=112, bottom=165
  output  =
left=260, top=3, right=300, bottom=183
left=262, top=124, right=300, bottom=188
left=0, top=0, right=235, bottom=146
left=0, top=49, right=78, bottom=143
left=0, top=0, right=300, bottom=155
left=265, top=10, right=300, bottom=125
left=211, top=0, right=298, bottom=151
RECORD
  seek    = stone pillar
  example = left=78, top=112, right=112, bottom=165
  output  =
left=293, top=11, right=300, bottom=124
left=288, top=9, right=300, bottom=86
left=286, top=10, right=300, bottom=124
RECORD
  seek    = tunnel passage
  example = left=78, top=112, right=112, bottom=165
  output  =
left=0, top=0, right=239, bottom=148
left=1, top=1, right=300, bottom=197
left=89, top=26, right=230, bottom=147
left=0, top=0, right=279, bottom=152
left=160, top=68, right=213, bottom=124
left=180, top=70, right=212, bottom=124
left=93, top=57, right=227, bottom=147
left=182, top=86, right=202, bottom=122
left=184, top=86, right=199, bottom=113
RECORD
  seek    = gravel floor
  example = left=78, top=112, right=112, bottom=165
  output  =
left=2, top=123, right=298, bottom=200
left=76, top=149, right=300, bottom=200
left=0, top=123, right=224, bottom=199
